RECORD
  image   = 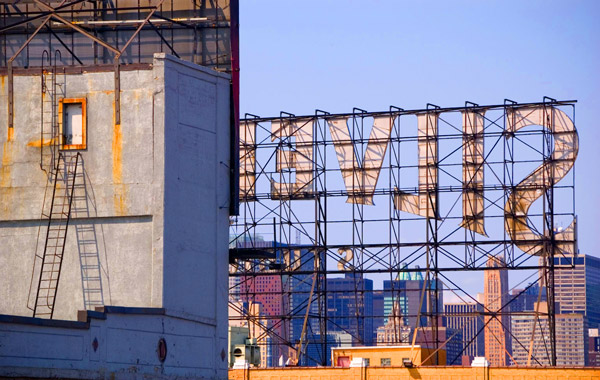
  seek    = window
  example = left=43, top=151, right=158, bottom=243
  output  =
left=380, top=358, right=391, bottom=367
left=59, top=98, right=87, bottom=150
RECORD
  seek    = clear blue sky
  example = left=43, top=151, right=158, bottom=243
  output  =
left=238, top=1, right=600, bottom=294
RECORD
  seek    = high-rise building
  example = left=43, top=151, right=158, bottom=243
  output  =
left=377, top=301, right=412, bottom=345
left=289, top=247, right=323, bottom=366
left=327, top=273, right=374, bottom=346
left=511, top=302, right=587, bottom=366
left=372, top=290, right=385, bottom=343
left=383, top=265, right=442, bottom=329
left=233, top=240, right=294, bottom=367
left=305, top=332, right=352, bottom=366
left=553, top=254, right=600, bottom=328
left=376, top=301, right=462, bottom=365
left=510, top=282, right=546, bottom=312
left=237, top=275, right=290, bottom=367
left=228, top=301, right=273, bottom=368
left=589, top=328, right=600, bottom=367
left=444, top=302, right=485, bottom=360
left=484, top=255, right=511, bottom=366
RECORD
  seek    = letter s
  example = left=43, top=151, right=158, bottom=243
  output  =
left=504, top=106, right=578, bottom=256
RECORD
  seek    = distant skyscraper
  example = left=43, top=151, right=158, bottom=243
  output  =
left=383, top=264, right=442, bottom=329
left=510, top=282, right=546, bottom=312
left=511, top=302, right=587, bottom=366
left=327, top=273, right=374, bottom=346
left=306, top=332, right=352, bottom=366
left=372, top=290, right=385, bottom=343
left=553, top=254, right=600, bottom=328
left=484, top=255, right=511, bottom=366
left=376, top=301, right=412, bottom=345
left=589, top=328, right=600, bottom=367
left=233, top=237, right=293, bottom=367
left=444, top=302, right=485, bottom=360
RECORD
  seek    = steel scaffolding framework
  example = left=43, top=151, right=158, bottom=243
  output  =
left=229, top=99, right=578, bottom=367
left=1, top=0, right=234, bottom=126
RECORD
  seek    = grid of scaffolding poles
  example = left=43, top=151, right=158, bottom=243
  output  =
left=1, top=0, right=232, bottom=69
left=229, top=99, right=578, bottom=367
left=0, top=0, right=234, bottom=127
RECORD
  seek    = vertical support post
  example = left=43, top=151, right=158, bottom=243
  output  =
left=545, top=102, right=558, bottom=366
left=229, top=0, right=240, bottom=215
left=7, top=60, right=13, bottom=129
left=114, top=58, right=120, bottom=125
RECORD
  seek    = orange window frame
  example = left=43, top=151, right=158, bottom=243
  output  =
left=58, top=98, right=87, bottom=150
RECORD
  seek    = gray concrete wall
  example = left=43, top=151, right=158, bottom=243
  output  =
left=0, top=63, right=161, bottom=320
left=159, top=55, right=231, bottom=373
left=0, top=307, right=223, bottom=379
left=0, top=52, right=229, bottom=336
left=0, top=53, right=230, bottom=377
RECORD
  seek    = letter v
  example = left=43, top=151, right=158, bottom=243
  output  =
left=327, top=116, right=394, bottom=205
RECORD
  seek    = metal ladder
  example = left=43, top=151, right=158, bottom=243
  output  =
left=40, top=51, right=64, bottom=176
left=27, top=153, right=80, bottom=318
left=70, top=159, right=105, bottom=310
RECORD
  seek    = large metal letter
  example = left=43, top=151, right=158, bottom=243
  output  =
left=394, top=112, right=440, bottom=218
left=271, top=118, right=314, bottom=199
left=504, top=106, right=578, bottom=256
left=327, top=116, right=394, bottom=205
left=240, top=120, right=257, bottom=201
left=461, top=110, right=487, bottom=236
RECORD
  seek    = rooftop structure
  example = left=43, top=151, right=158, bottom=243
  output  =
left=331, top=345, right=446, bottom=368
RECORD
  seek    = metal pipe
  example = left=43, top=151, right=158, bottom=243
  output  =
left=57, top=17, right=208, bottom=26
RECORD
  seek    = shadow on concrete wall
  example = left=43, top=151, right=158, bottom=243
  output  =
left=71, top=157, right=109, bottom=310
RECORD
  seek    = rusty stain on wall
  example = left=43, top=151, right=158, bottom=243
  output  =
left=27, top=138, right=56, bottom=148
left=112, top=101, right=127, bottom=216
left=1, top=128, right=14, bottom=216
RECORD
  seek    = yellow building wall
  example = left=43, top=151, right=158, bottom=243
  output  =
left=229, top=366, right=600, bottom=380
left=331, top=346, right=446, bottom=367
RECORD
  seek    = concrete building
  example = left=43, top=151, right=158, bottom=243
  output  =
left=0, top=54, right=232, bottom=378
left=444, top=302, right=485, bottom=360
left=554, top=253, right=600, bottom=328
left=511, top=302, right=587, bottom=366
left=484, top=255, right=511, bottom=366
left=331, top=345, right=446, bottom=367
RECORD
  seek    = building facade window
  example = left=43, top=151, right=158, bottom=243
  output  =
left=59, top=98, right=87, bottom=150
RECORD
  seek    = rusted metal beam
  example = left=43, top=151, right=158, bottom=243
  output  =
left=7, top=14, right=52, bottom=128
left=115, top=0, right=168, bottom=59
left=111, top=0, right=167, bottom=125
left=32, top=0, right=120, bottom=55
